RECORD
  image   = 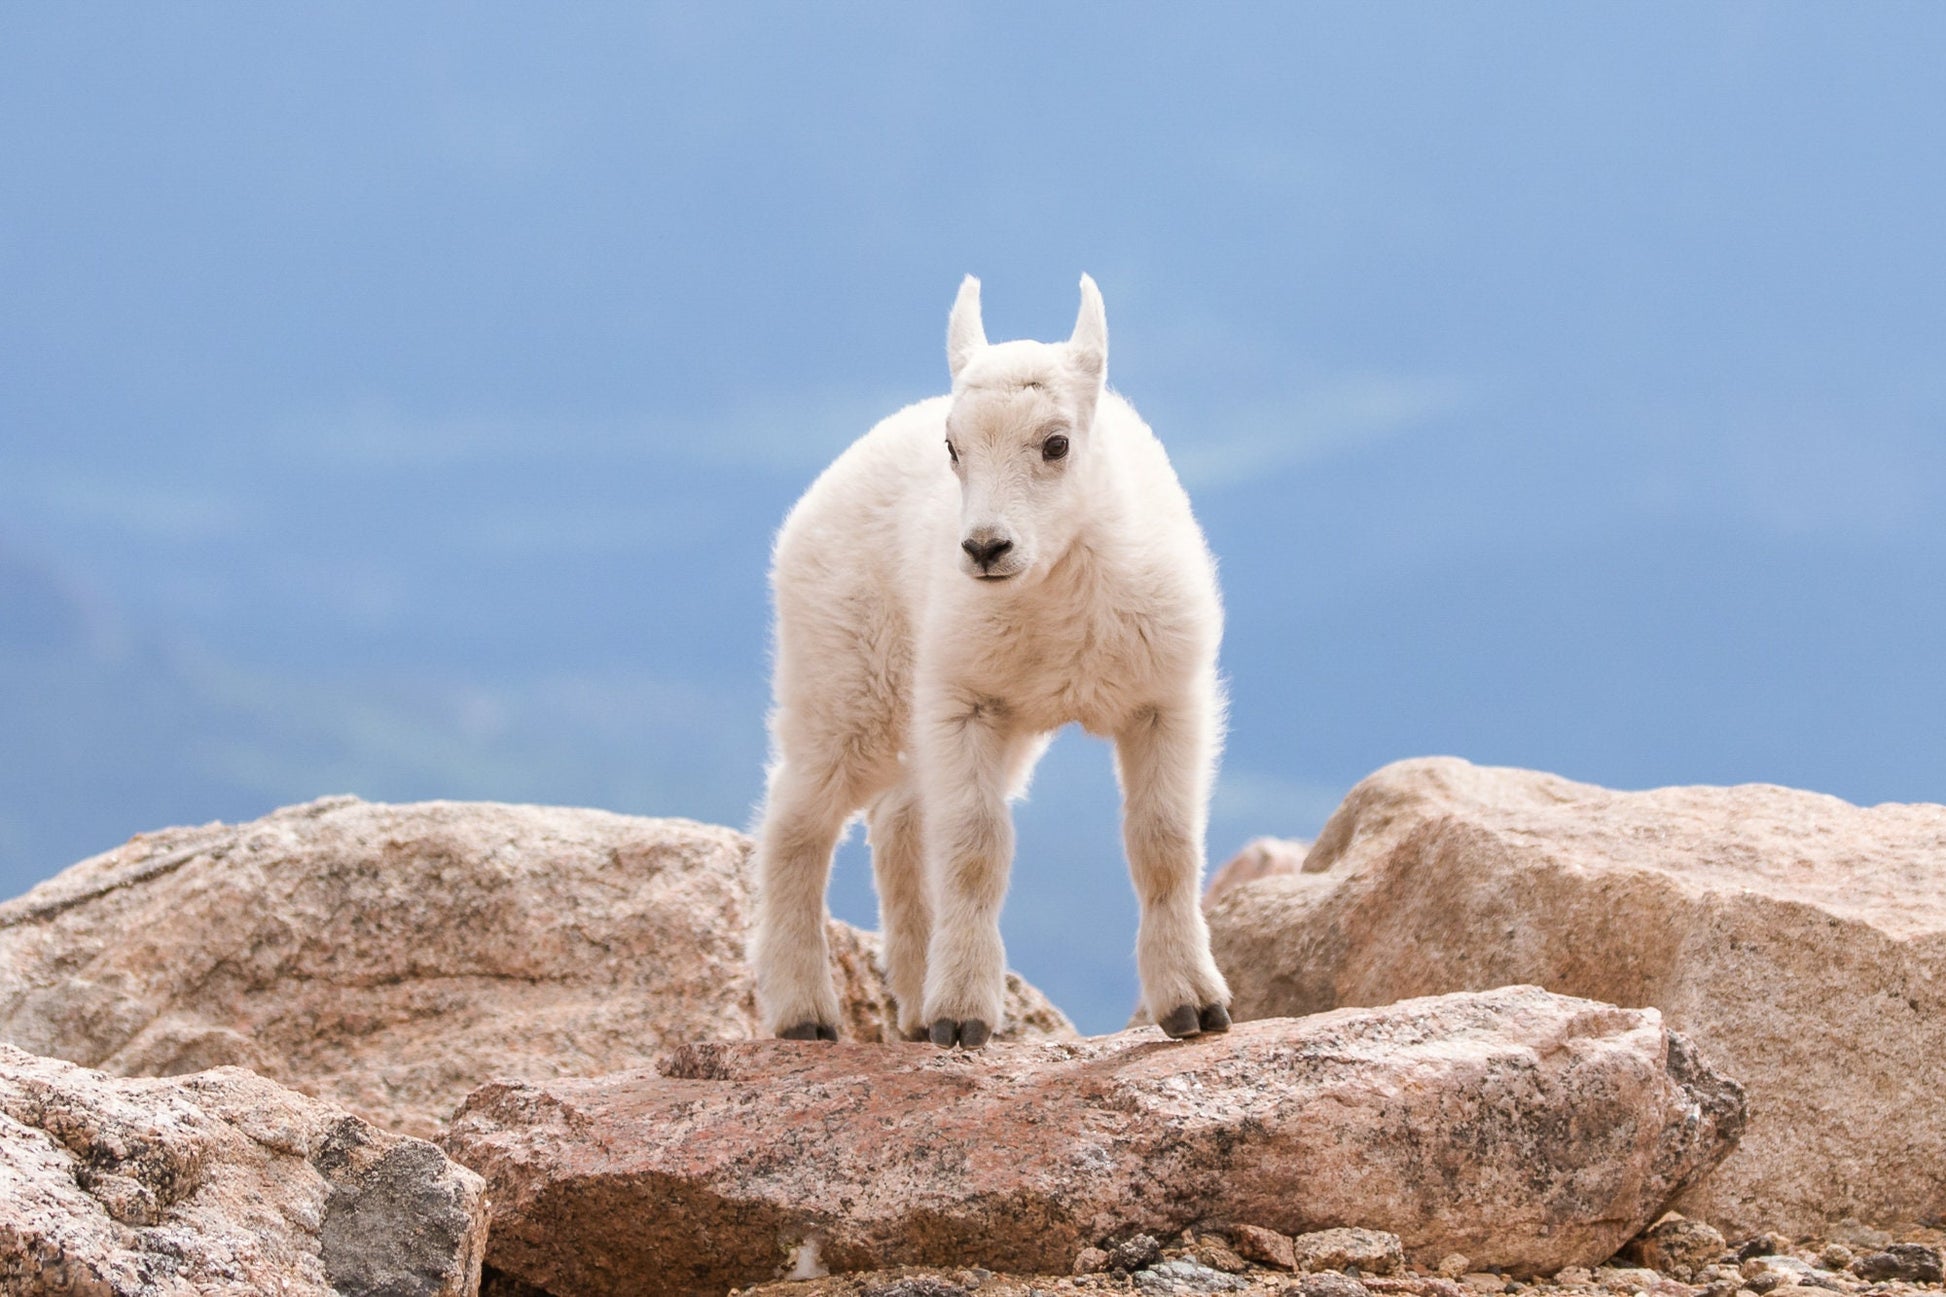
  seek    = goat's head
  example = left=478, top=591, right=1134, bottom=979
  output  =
left=940, top=274, right=1108, bottom=584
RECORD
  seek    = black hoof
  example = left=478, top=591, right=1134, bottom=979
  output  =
left=1158, top=1004, right=1201, bottom=1038
left=1160, top=1002, right=1230, bottom=1039
left=927, top=1017, right=992, bottom=1049
left=779, top=1021, right=838, bottom=1042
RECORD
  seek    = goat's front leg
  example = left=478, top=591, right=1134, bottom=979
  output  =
left=917, top=691, right=1022, bottom=1049
left=1115, top=696, right=1232, bottom=1038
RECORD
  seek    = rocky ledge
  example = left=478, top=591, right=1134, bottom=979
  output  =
left=717, top=1224, right=1946, bottom=1297
left=0, top=796, right=1072, bottom=1140
left=0, top=1042, right=486, bottom=1296
left=1205, top=758, right=1946, bottom=1237
left=446, top=985, right=1743, bottom=1297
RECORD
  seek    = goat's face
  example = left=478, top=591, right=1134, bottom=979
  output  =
left=941, top=275, right=1108, bottom=585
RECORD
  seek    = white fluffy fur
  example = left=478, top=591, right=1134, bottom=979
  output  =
left=750, top=274, right=1232, bottom=1044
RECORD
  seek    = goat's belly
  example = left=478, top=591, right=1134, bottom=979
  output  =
left=995, top=667, right=1147, bottom=739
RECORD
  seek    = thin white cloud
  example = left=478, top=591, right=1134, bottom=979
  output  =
left=1170, top=373, right=1474, bottom=491
left=276, top=386, right=916, bottom=477
left=271, top=371, right=1470, bottom=493
left=0, top=467, right=252, bottom=543
left=1630, top=395, right=1946, bottom=542
left=1208, top=767, right=1347, bottom=844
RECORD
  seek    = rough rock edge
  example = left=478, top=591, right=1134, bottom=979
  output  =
left=0, top=1042, right=487, bottom=1297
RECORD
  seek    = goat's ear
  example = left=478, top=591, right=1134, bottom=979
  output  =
left=947, top=275, right=987, bottom=382
left=1069, top=273, right=1108, bottom=391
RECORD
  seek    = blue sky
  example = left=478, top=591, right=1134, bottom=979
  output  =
left=3, top=5, right=1943, bottom=1031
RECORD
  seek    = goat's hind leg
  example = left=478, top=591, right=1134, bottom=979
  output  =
left=750, top=759, right=852, bottom=1040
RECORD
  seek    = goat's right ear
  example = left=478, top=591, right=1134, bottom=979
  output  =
left=946, top=275, right=987, bottom=383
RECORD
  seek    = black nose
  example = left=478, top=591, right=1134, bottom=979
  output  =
left=962, top=535, right=1014, bottom=569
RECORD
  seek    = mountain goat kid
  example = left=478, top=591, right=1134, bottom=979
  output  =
left=750, top=274, right=1232, bottom=1048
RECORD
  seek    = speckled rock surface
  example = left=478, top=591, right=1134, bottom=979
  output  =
left=1205, top=838, right=1309, bottom=903
left=446, top=985, right=1742, bottom=1296
left=0, top=797, right=1071, bottom=1138
left=0, top=1042, right=485, bottom=1296
left=725, top=1226, right=1946, bottom=1297
left=1207, top=757, right=1946, bottom=1235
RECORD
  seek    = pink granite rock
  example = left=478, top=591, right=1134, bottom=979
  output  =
left=445, top=985, right=1742, bottom=1296
left=1207, top=757, right=1946, bottom=1235
left=0, top=797, right=1070, bottom=1139
left=0, top=1043, right=485, bottom=1296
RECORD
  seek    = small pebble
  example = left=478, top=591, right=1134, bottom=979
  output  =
left=1753, top=1256, right=1818, bottom=1281
left=1291, top=1228, right=1405, bottom=1277
left=1737, top=1236, right=1796, bottom=1264
left=1133, top=1258, right=1247, bottom=1294
left=1108, top=1234, right=1163, bottom=1274
left=1851, top=1244, right=1943, bottom=1284
left=1836, top=1228, right=1893, bottom=1252
left=1296, top=1273, right=1373, bottom=1297
left=1192, top=1243, right=1248, bottom=1275
left=1072, top=1247, right=1109, bottom=1276
left=1439, top=1256, right=1473, bottom=1280
left=1817, top=1245, right=1854, bottom=1272
left=862, top=1279, right=971, bottom=1297
left=1227, top=1223, right=1297, bottom=1272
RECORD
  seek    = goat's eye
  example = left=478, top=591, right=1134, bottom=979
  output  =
left=1041, top=433, right=1070, bottom=461
left=945, top=438, right=959, bottom=465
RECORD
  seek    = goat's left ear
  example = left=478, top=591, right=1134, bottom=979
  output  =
left=1069, top=273, right=1108, bottom=400
left=947, top=275, right=988, bottom=383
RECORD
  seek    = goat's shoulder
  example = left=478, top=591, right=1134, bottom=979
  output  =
left=775, top=396, right=953, bottom=553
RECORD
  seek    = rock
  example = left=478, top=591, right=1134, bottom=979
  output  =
left=1850, top=1245, right=1942, bottom=1283
left=1291, top=1228, right=1405, bottom=1275
left=1073, top=1247, right=1110, bottom=1276
left=1735, top=1237, right=1795, bottom=1264
left=0, top=797, right=1072, bottom=1138
left=1411, top=1279, right=1472, bottom=1297
left=1192, top=1241, right=1249, bottom=1274
left=1438, top=1256, right=1474, bottom=1279
left=445, top=985, right=1743, bottom=1295
left=1109, top=1235, right=1165, bottom=1273
left=1135, top=1258, right=1247, bottom=1293
left=1592, top=1266, right=1683, bottom=1295
left=0, top=1042, right=485, bottom=1296
left=1742, top=1257, right=1820, bottom=1294
left=1296, top=1274, right=1373, bottom=1297
left=1625, top=1215, right=1728, bottom=1280
left=1206, top=757, right=1946, bottom=1236
left=1815, top=1245, right=1853, bottom=1271
left=868, top=1279, right=972, bottom=1297
left=1830, top=1225, right=1893, bottom=1251
left=1228, top=1224, right=1298, bottom=1271
left=1205, top=838, right=1309, bottom=903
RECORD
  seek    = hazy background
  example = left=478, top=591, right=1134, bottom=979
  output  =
left=4, top=5, right=1942, bottom=1032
